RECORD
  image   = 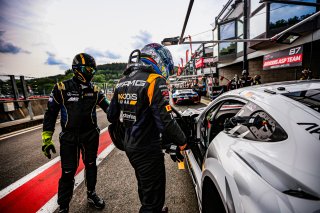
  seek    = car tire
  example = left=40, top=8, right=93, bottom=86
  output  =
left=202, top=177, right=226, bottom=213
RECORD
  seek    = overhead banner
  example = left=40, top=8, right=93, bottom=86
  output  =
left=263, top=46, right=303, bottom=70
left=196, top=58, right=204, bottom=68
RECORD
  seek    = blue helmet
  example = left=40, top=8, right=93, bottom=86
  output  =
left=140, top=43, right=174, bottom=79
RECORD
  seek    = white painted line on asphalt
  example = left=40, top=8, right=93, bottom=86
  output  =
left=0, top=125, right=43, bottom=141
left=0, top=156, right=61, bottom=199
left=0, top=126, right=109, bottom=201
left=0, top=108, right=103, bottom=141
left=37, top=143, right=115, bottom=213
left=0, top=119, right=60, bottom=141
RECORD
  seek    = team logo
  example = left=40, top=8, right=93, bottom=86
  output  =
left=116, top=80, right=146, bottom=88
left=118, top=93, right=138, bottom=105
left=84, top=93, right=94, bottom=96
left=67, top=92, right=79, bottom=96
left=165, top=105, right=172, bottom=112
left=67, top=97, right=79, bottom=102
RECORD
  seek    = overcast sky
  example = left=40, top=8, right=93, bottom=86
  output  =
left=0, top=0, right=225, bottom=77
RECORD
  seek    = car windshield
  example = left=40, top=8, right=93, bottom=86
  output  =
left=282, top=89, right=320, bottom=113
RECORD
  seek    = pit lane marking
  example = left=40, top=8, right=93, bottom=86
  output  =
left=0, top=127, right=113, bottom=213
left=0, top=108, right=103, bottom=141
left=0, top=156, right=61, bottom=199
left=37, top=143, right=115, bottom=213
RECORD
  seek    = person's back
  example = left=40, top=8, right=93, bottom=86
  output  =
left=114, top=65, right=178, bottom=151
left=108, top=45, right=186, bottom=213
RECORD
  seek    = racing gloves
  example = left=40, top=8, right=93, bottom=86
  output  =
left=41, top=131, right=56, bottom=159
left=165, top=144, right=185, bottom=162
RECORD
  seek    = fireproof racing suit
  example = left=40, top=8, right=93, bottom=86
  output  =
left=43, top=77, right=109, bottom=207
left=107, top=65, right=186, bottom=212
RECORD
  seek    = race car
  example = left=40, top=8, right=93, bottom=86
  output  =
left=171, top=88, right=199, bottom=105
left=174, top=80, right=320, bottom=213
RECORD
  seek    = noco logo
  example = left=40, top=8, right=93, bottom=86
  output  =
left=116, top=80, right=146, bottom=88
left=297, top=123, right=320, bottom=140
left=118, top=93, right=137, bottom=100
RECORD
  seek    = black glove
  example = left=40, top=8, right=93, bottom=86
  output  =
left=165, top=144, right=184, bottom=162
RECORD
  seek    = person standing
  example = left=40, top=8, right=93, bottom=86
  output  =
left=252, top=75, right=262, bottom=85
left=300, top=68, right=312, bottom=80
left=240, top=70, right=253, bottom=87
left=41, top=53, right=109, bottom=212
left=108, top=43, right=187, bottom=213
left=228, top=74, right=240, bottom=90
left=193, top=80, right=201, bottom=102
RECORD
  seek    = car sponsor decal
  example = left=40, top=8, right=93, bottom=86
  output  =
left=297, top=122, right=320, bottom=140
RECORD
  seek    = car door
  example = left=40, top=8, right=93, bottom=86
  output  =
left=194, top=98, right=246, bottom=164
left=186, top=97, right=246, bottom=194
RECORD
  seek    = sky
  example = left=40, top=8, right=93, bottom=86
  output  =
left=0, top=0, right=226, bottom=78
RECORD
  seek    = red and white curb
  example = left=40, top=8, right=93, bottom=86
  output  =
left=0, top=127, right=114, bottom=213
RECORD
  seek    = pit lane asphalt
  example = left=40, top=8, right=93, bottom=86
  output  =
left=65, top=102, right=207, bottom=213
left=0, top=102, right=206, bottom=212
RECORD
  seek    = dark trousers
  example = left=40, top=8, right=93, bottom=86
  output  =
left=57, top=128, right=100, bottom=207
left=126, top=149, right=166, bottom=213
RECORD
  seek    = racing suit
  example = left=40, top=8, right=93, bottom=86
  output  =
left=240, top=76, right=253, bottom=87
left=107, top=65, right=186, bottom=213
left=43, top=77, right=109, bottom=207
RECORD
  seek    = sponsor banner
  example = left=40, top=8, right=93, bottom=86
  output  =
left=196, top=58, right=204, bottom=68
left=196, top=69, right=202, bottom=75
left=263, top=46, right=303, bottom=70
left=203, top=67, right=217, bottom=74
left=204, top=57, right=214, bottom=63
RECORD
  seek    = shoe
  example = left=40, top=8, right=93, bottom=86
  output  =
left=87, top=191, right=105, bottom=209
left=58, top=207, right=69, bottom=213
left=162, top=206, right=168, bottom=213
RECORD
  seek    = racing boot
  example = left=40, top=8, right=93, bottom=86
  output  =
left=87, top=190, right=105, bottom=209
left=58, top=207, right=69, bottom=213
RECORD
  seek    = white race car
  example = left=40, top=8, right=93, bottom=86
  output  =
left=175, top=80, right=320, bottom=213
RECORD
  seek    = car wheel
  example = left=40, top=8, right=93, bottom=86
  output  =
left=202, top=177, right=226, bottom=213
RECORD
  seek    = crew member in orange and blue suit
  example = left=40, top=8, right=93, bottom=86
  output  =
left=108, top=43, right=187, bottom=213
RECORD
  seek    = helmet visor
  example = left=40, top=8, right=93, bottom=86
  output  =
left=73, top=65, right=96, bottom=84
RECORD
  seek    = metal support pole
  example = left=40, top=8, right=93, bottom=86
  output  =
left=10, top=75, right=19, bottom=100
left=20, top=76, right=34, bottom=120
left=243, top=0, right=249, bottom=74
left=20, top=76, right=28, bottom=99
left=179, top=0, right=194, bottom=44
left=9, top=75, right=20, bottom=109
